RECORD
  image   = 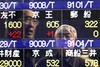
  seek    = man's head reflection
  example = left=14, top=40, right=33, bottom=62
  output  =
left=23, top=10, right=39, bottom=39
left=15, top=10, right=39, bottom=39
left=55, top=24, right=77, bottom=48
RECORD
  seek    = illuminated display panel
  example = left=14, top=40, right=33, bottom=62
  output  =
left=0, top=0, right=100, bottom=67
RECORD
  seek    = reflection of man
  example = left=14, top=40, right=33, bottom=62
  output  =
left=55, top=24, right=77, bottom=40
left=23, top=10, right=39, bottom=39
left=36, top=24, right=86, bottom=67
left=22, top=10, right=39, bottom=67
left=10, top=10, right=39, bottom=39
left=55, top=24, right=77, bottom=48
left=12, top=10, right=39, bottom=67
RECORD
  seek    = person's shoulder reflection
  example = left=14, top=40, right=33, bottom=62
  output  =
left=36, top=24, right=86, bottom=67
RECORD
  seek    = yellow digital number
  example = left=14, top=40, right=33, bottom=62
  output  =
left=94, top=60, right=98, bottom=66
left=4, top=21, right=22, bottom=28
left=0, top=60, right=4, bottom=67
left=0, top=60, right=22, bottom=67
left=4, top=60, right=9, bottom=67
left=55, top=60, right=59, bottom=66
left=85, top=59, right=98, bottom=67
left=46, top=59, right=51, bottom=67
left=46, top=21, right=59, bottom=28
left=46, top=59, right=59, bottom=67
left=93, top=30, right=99, bottom=38
left=85, top=20, right=98, bottom=28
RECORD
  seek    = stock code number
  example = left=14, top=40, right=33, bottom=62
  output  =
left=0, top=60, right=22, bottom=67
left=29, top=40, right=55, bottom=48
left=0, top=40, right=16, bottom=48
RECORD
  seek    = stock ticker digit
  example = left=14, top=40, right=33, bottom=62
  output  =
left=0, top=2, right=16, bottom=9
left=46, top=59, right=59, bottom=67
left=85, top=59, right=98, bottom=67
left=47, top=31, right=55, bottom=38
left=46, top=21, right=59, bottom=28
left=85, top=20, right=98, bottom=28
left=93, top=30, right=99, bottom=38
left=85, top=20, right=99, bottom=38
left=0, top=60, right=22, bottom=67
left=4, top=21, right=22, bottom=29
left=29, top=40, right=55, bottom=48
left=29, top=1, right=55, bottom=9
left=9, top=31, right=21, bottom=38
left=67, top=1, right=93, bottom=9
left=0, top=40, right=17, bottom=48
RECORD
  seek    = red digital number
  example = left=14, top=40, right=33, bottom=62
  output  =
left=9, top=31, right=21, bottom=38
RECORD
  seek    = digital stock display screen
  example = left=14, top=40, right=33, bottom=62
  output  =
left=0, top=0, right=100, bottom=67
